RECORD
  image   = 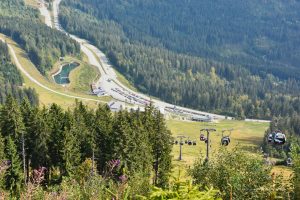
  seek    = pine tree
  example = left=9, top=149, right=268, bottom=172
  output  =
left=93, top=104, right=113, bottom=171
left=28, top=108, right=50, bottom=169
left=47, top=104, right=66, bottom=169
left=147, top=108, right=172, bottom=187
left=73, top=101, right=94, bottom=161
left=61, top=111, right=81, bottom=177
left=5, top=136, right=23, bottom=198
left=0, top=95, right=25, bottom=144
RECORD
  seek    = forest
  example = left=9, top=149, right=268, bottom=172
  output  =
left=59, top=1, right=300, bottom=119
left=0, top=97, right=299, bottom=199
left=62, top=0, right=300, bottom=80
left=0, top=0, right=80, bottom=74
left=0, top=41, right=38, bottom=105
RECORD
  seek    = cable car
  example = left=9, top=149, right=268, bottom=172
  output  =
left=221, top=136, right=230, bottom=146
left=220, top=129, right=233, bottom=146
left=200, top=134, right=206, bottom=141
left=268, top=133, right=273, bottom=143
left=273, top=131, right=286, bottom=145
left=286, top=158, right=292, bottom=166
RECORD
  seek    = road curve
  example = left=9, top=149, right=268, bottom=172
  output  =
left=1, top=38, right=105, bottom=103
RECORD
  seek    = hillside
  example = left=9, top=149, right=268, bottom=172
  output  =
left=0, top=0, right=80, bottom=75
left=63, top=0, right=300, bottom=79
left=0, top=0, right=299, bottom=199
left=60, top=0, right=300, bottom=119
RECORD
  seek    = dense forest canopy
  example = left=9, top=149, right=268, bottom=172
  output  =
left=63, top=0, right=300, bottom=79
left=60, top=0, right=300, bottom=119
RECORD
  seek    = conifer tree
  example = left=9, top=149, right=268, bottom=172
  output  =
left=5, top=136, right=23, bottom=198
left=73, top=101, right=94, bottom=161
left=47, top=104, right=66, bottom=170
left=0, top=95, right=25, bottom=145
left=28, top=108, right=50, bottom=169
left=61, top=111, right=81, bottom=177
left=93, top=104, right=113, bottom=171
left=148, top=108, right=172, bottom=187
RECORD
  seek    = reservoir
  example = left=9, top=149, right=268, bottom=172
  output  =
left=53, top=62, right=79, bottom=84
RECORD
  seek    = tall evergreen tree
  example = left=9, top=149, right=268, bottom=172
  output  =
left=146, top=108, right=173, bottom=187
left=5, top=136, right=23, bottom=198
left=0, top=95, right=25, bottom=144
left=61, top=111, right=81, bottom=177
left=47, top=104, right=66, bottom=169
left=93, top=104, right=113, bottom=172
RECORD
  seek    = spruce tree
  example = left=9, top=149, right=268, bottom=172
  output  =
left=93, top=104, right=113, bottom=171
left=0, top=95, right=25, bottom=144
left=28, top=108, right=50, bottom=169
left=61, top=111, right=81, bottom=177
left=146, top=107, right=172, bottom=187
left=73, top=101, right=94, bottom=161
left=5, top=136, right=23, bottom=198
left=47, top=104, right=66, bottom=170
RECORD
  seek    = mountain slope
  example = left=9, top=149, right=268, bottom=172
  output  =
left=60, top=0, right=300, bottom=119
left=62, top=0, right=300, bottom=79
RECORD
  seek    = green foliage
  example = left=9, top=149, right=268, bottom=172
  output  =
left=0, top=98, right=174, bottom=197
left=138, top=172, right=221, bottom=200
left=4, top=136, right=23, bottom=198
left=190, top=148, right=290, bottom=200
left=291, top=144, right=300, bottom=199
left=0, top=96, right=25, bottom=143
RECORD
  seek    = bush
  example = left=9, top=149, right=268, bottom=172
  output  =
left=189, top=147, right=291, bottom=200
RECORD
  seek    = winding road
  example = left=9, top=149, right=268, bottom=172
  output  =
left=50, top=0, right=233, bottom=120
left=0, top=37, right=106, bottom=103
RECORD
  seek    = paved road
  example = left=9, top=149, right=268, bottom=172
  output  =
left=0, top=38, right=105, bottom=103
left=39, top=0, right=52, bottom=28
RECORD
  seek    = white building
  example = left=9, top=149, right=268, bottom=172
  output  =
left=108, top=101, right=125, bottom=112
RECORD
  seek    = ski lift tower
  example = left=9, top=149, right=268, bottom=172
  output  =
left=200, top=128, right=216, bottom=162
left=177, top=135, right=186, bottom=161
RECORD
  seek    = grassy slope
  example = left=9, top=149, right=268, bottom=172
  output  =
left=0, top=33, right=111, bottom=109
left=167, top=120, right=268, bottom=167
left=167, top=119, right=293, bottom=181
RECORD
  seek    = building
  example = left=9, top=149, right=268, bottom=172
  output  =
left=191, top=115, right=212, bottom=122
left=107, top=101, right=125, bottom=112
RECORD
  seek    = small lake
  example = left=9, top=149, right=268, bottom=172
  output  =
left=53, top=62, right=79, bottom=85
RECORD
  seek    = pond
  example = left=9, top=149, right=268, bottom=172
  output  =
left=53, top=62, right=79, bottom=85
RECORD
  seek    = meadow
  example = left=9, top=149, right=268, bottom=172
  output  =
left=166, top=119, right=293, bottom=178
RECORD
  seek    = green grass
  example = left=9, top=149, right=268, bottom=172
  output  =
left=69, top=63, right=99, bottom=92
left=167, top=119, right=269, bottom=176
left=48, top=55, right=100, bottom=93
